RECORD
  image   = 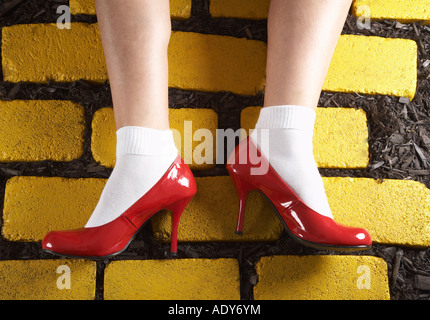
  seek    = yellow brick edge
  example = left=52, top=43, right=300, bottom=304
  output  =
left=326, top=177, right=430, bottom=247
left=91, top=107, right=218, bottom=170
left=209, top=0, right=430, bottom=23
left=0, top=260, right=96, bottom=300
left=210, top=0, right=270, bottom=20
left=324, top=35, right=417, bottom=99
left=3, top=176, right=429, bottom=247
left=352, top=0, right=430, bottom=22
left=153, top=176, right=430, bottom=247
left=168, top=31, right=267, bottom=95
left=104, top=258, right=240, bottom=300
left=69, top=0, right=96, bottom=15
left=241, top=106, right=369, bottom=169
left=254, top=255, right=390, bottom=300
left=2, top=23, right=106, bottom=83
left=69, top=0, right=192, bottom=19
left=2, top=24, right=416, bottom=99
left=2, top=176, right=105, bottom=241
left=0, top=100, right=85, bottom=162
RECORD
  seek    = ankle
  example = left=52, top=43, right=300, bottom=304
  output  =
left=116, top=126, right=177, bottom=157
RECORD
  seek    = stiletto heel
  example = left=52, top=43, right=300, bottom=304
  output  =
left=227, top=170, right=257, bottom=235
left=166, top=195, right=194, bottom=256
left=226, top=137, right=372, bottom=251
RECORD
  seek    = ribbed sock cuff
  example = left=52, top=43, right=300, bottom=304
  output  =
left=116, top=126, right=178, bottom=156
left=255, top=105, right=316, bottom=131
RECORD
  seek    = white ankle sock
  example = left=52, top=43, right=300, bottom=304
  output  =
left=85, top=126, right=178, bottom=228
left=250, top=105, right=333, bottom=219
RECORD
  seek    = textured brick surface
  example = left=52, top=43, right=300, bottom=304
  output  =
left=3, top=175, right=429, bottom=247
left=0, top=100, right=85, bottom=162
left=2, top=23, right=107, bottom=83
left=90, top=107, right=116, bottom=168
left=69, top=0, right=97, bottom=15
left=241, top=106, right=369, bottom=168
left=69, top=0, right=192, bottom=19
left=326, top=177, right=430, bottom=247
left=169, top=107, right=219, bottom=170
left=210, top=0, right=430, bottom=22
left=211, top=0, right=430, bottom=22
left=168, top=31, right=266, bottom=95
left=153, top=176, right=430, bottom=246
left=91, top=107, right=218, bottom=170
left=353, top=0, right=430, bottom=22
left=1, top=24, right=266, bottom=95
left=254, top=255, right=390, bottom=300
left=2, top=25, right=417, bottom=98
left=324, top=35, right=417, bottom=99
left=0, top=260, right=96, bottom=300
left=104, top=258, right=240, bottom=300
left=2, top=176, right=105, bottom=241
left=210, top=0, right=270, bottom=19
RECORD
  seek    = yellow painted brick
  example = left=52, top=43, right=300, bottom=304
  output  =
left=353, top=0, right=430, bottom=22
left=0, top=260, right=96, bottom=300
left=2, top=24, right=416, bottom=98
left=151, top=176, right=284, bottom=243
left=2, top=23, right=107, bottom=83
left=104, top=259, right=240, bottom=300
left=168, top=31, right=266, bottom=95
left=206, top=0, right=430, bottom=22
left=69, top=0, right=96, bottom=15
left=0, top=100, right=85, bottom=162
left=241, top=107, right=369, bottom=169
left=153, top=175, right=430, bottom=246
left=4, top=175, right=428, bottom=247
left=324, top=35, right=417, bottom=99
left=91, top=107, right=218, bottom=170
left=325, top=177, right=430, bottom=247
left=170, top=108, right=218, bottom=170
left=1, top=23, right=265, bottom=94
left=254, top=255, right=390, bottom=300
left=70, top=0, right=192, bottom=19
left=2, top=176, right=105, bottom=241
left=170, top=0, right=193, bottom=20
left=91, top=107, right=116, bottom=167
left=210, top=0, right=270, bottom=19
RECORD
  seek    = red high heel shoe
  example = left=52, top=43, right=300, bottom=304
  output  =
left=226, top=137, right=372, bottom=251
left=42, top=156, right=196, bottom=259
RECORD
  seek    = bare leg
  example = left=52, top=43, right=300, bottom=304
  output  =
left=84, top=0, right=178, bottom=228
left=251, top=1, right=352, bottom=219
left=95, top=0, right=171, bottom=130
left=264, top=0, right=352, bottom=111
